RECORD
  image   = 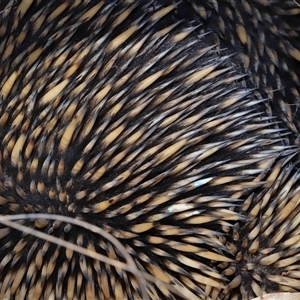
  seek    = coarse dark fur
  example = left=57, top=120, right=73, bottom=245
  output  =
left=187, top=0, right=300, bottom=147
left=0, top=1, right=299, bottom=300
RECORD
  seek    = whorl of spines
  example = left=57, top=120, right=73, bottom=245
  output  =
left=217, top=157, right=300, bottom=299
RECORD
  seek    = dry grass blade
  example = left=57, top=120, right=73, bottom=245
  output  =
left=0, top=213, right=199, bottom=300
left=251, top=292, right=300, bottom=300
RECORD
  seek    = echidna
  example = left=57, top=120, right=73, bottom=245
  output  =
left=0, top=1, right=299, bottom=300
